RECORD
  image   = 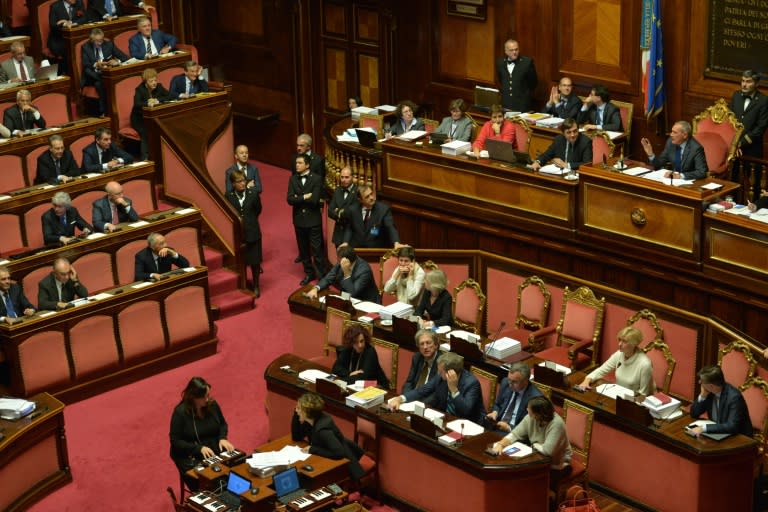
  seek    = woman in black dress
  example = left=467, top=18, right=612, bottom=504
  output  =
left=226, top=169, right=263, bottom=296
left=130, top=67, right=170, bottom=159
left=415, top=269, right=453, bottom=328
left=331, top=323, right=389, bottom=388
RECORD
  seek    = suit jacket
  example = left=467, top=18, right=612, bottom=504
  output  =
left=332, top=344, right=389, bottom=388
left=134, top=246, right=190, bottom=281
left=496, top=55, right=538, bottom=112
left=131, top=82, right=170, bottom=135
left=414, top=289, right=453, bottom=327
left=328, top=184, right=358, bottom=246
left=226, top=189, right=262, bottom=242
left=491, top=380, right=543, bottom=428
left=41, top=206, right=92, bottom=245
left=37, top=272, right=88, bottom=310
left=91, top=195, right=139, bottom=232
left=86, top=0, right=128, bottom=20
left=390, top=117, right=425, bottom=136
left=538, top=133, right=593, bottom=170
left=287, top=172, right=323, bottom=228
left=316, top=258, right=380, bottom=303
left=690, top=383, right=752, bottom=436
left=650, top=136, right=708, bottom=180
left=576, top=102, right=623, bottom=132
left=3, top=104, right=46, bottom=133
left=730, top=90, right=768, bottom=156
left=434, top=115, right=473, bottom=142
left=48, top=0, right=87, bottom=56
left=80, top=40, right=128, bottom=86
left=35, top=149, right=81, bottom=184
left=404, top=368, right=485, bottom=424
left=224, top=163, right=262, bottom=194
left=401, top=351, right=442, bottom=397
left=0, top=56, right=35, bottom=82
left=342, top=201, right=399, bottom=249
left=0, top=283, right=34, bottom=317
left=81, top=141, right=134, bottom=172
left=168, top=74, right=209, bottom=99
left=128, top=29, right=177, bottom=59
left=545, top=93, right=582, bottom=121
left=291, top=413, right=365, bottom=480
left=289, top=151, right=325, bottom=180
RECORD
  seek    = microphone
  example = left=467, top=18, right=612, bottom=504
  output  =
left=483, top=321, right=506, bottom=361
left=595, top=382, right=614, bottom=409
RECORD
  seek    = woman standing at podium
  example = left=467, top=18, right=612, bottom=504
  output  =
left=170, top=377, right=234, bottom=490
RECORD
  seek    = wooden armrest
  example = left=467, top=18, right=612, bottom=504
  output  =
left=568, top=339, right=593, bottom=355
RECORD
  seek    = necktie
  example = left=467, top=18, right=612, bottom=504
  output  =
left=300, top=175, right=306, bottom=186
left=416, top=360, right=430, bottom=388
left=343, top=188, right=349, bottom=201
left=446, top=394, right=456, bottom=415
left=564, top=142, right=571, bottom=164
left=55, top=158, right=61, bottom=176
left=450, top=123, right=457, bottom=138
left=674, top=145, right=682, bottom=172
left=98, top=149, right=103, bottom=164
left=744, top=96, right=752, bottom=111
left=711, top=395, right=719, bottom=422
left=363, top=208, right=371, bottom=228
left=97, top=47, right=103, bottom=61
left=501, top=391, right=519, bottom=424
left=112, top=203, right=119, bottom=224
left=596, top=108, right=602, bottom=126
left=186, top=79, right=191, bottom=95
left=60, top=214, right=67, bottom=229
left=57, top=281, right=63, bottom=301
left=3, top=292, right=17, bottom=318
left=145, top=37, right=152, bottom=56
left=67, top=4, right=73, bottom=19
left=18, top=60, right=27, bottom=81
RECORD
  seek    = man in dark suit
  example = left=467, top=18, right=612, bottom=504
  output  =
left=496, top=39, right=538, bottom=113
left=577, top=84, right=623, bottom=132
left=81, top=28, right=128, bottom=115
left=288, top=153, right=328, bottom=285
left=305, top=245, right=380, bottom=303
left=328, top=166, right=358, bottom=246
left=35, top=134, right=81, bottom=185
left=92, top=181, right=140, bottom=232
left=37, top=257, right=88, bottom=311
left=86, top=0, right=149, bottom=21
left=730, top=70, right=768, bottom=199
left=226, top=169, right=263, bottom=296
left=545, top=77, right=581, bottom=121
left=390, top=352, right=485, bottom=424
left=41, top=191, right=92, bottom=245
left=48, top=0, right=87, bottom=73
left=689, top=365, right=752, bottom=437
left=290, top=133, right=325, bottom=180
left=82, top=127, right=134, bottom=173
left=0, top=267, right=35, bottom=322
left=169, top=60, right=209, bottom=100
left=224, top=145, right=262, bottom=194
left=486, top=362, right=543, bottom=433
left=342, top=185, right=401, bottom=249
left=128, top=16, right=177, bottom=59
left=531, top=118, right=593, bottom=171
left=134, top=232, right=190, bottom=281
left=401, top=329, right=443, bottom=404
left=3, top=89, right=46, bottom=135
left=0, top=41, right=36, bottom=83
left=641, top=120, right=708, bottom=180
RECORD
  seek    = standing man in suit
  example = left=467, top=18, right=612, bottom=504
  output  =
left=48, top=0, right=87, bottom=74
left=288, top=153, right=328, bottom=285
left=290, top=133, right=325, bottom=181
left=530, top=118, right=593, bottom=171
left=35, top=134, right=81, bottom=185
left=82, top=127, right=134, bottom=173
left=226, top=170, right=263, bottom=297
left=545, top=77, right=582, bottom=121
left=0, top=267, right=35, bottom=323
left=577, top=85, right=623, bottom=132
left=486, top=362, right=543, bottom=433
left=169, top=60, right=209, bottom=100
left=328, top=166, right=357, bottom=247
left=41, top=191, right=92, bottom=245
left=87, top=0, right=151, bottom=21
left=341, top=185, right=401, bottom=249
left=128, top=16, right=176, bottom=59
left=689, top=365, right=752, bottom=437
left=0, top=42, right=36, bottom=83
left=730, top=70, right=768, bottom=200
left=3, top=89, right=45, bottom=135
left=305, top=246, right=380, bottom=303
left=496, top=39, right=538, bottom=113
left=37, top=257, right=88, bottom=311
left=134, top=232, right=190, bottom=281
left=81, top=28, right=128, bottom=116
left=389, top=352, right=485, bottom=424
left=401, top=329, right=443, bottom=404
left=92, top=181, right=139, bottom=232
left=641, top=120, right=708, bottom=180
left=224, top=145, right=262, bottom=194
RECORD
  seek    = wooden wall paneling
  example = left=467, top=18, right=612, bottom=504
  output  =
left=325, top=46, right=348, bottom=112
left=358, top=53, right=382, bottom=108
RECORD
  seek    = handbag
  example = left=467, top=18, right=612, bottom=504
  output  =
left=558, top=487, right=601, bottom=512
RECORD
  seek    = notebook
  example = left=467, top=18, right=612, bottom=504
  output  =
left=355, top=128, right=378, bottom=148
left=273, top=466, right=306, bottom=504
left=218, top=471, right=251, bottom=509
left=485, top=138, right=530, bottom=164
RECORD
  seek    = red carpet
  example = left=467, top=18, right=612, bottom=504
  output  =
left=27, top=163, right=394, bottom=511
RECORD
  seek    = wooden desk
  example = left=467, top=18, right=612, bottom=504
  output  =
left=702, top=210, right=768, bottom=290
left=0, top=393, right=70, bottom=512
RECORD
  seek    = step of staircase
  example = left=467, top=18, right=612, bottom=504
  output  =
left=203, top=246, right=225, bottom=272
left=203, top=246, right=255, bottom=319
left=210, top=289, right=257, bottom=318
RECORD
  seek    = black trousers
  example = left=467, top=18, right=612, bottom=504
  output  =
left=294, top=224, right=327, bottom=276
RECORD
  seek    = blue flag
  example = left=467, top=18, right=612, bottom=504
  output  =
left=643, top=0, right=665, bottom=119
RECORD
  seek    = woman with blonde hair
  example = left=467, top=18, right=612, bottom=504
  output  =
left=414, top=269, right=452, bottom=328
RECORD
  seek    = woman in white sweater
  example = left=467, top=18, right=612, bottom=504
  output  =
left=382, top=246, right=425, bottom=306
left=576, top=326, right=656, bottom=397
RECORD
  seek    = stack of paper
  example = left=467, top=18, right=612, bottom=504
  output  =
left=0, top=397, right=36, bottom=420
left=351, top=106, right=378, bottom=120
left=298, top=369, right=331, bottom=384
left=346, top=386, right=387, bottom=409
left=441, top=140, right=471, bottom=156
left=594, top=383, right=635, bottom=400
left=450, top=330, right=481, bottom=344
left=519, top=113, right=551, bottom=124
left=485, top=336, right=521, bottom=359
left=379, top=301, right=414, bottom=321
left=536, top=361, right=572, bottom=375
left=538, top=164, right=565, bottom=175
left=536, top=117, right=564, bottom=128
left=642, top=393, right=682, bottom=419
left=398, top=130, right=428, bottom=141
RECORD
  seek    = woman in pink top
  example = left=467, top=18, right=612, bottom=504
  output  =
left=473, top=104, right=516, bottom=156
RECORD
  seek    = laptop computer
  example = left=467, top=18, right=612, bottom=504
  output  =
left=35, top=64, right=58, bottom=81
left=355, top=128, right=378, bottom=148
left=217, top=471, right=251, bottom=509
left=273, top=466, right=307, bottom=504
left=485, top=139, right=531, bottom=164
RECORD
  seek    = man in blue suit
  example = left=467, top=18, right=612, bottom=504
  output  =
left=577, top=84, right=623, bottom=132
left=81, top=28, right=128, bottom=115
left=82, top=127, right=133, bottom=173
left=223, top=144, right=261, bottom=194
left=0, top=267, right=35, bottom=322
left=169, top=60, right=209, bottom=100
left=641, top=120, right=708, bottom=180
left=87, top=0, right=151, bottom=21
left=134, top=232, right=190, bottom=281
left=91, top=181, right=140, bottom=233
left=486, top=362, right=542, bottom=433
left=305, top=246, right=377, bottom=303
left=690, top=365, right=752, bottom=437
left=128, top=16, right=176, bottom=59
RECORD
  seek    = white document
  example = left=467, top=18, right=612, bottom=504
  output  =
left=424, top=408, right=445, bottom=422
left=621, top=166, right=652, bottom=176
left=397, top=130, right=427, bottom=141
left=538, top=164, right=565, bottom=175
left=0, top=195, right=10, bottom=201
left=503, top=441, right=534, bottom=458
left=85, top=232, right=107, bottom=240
left=247, top=446, right=310, bottom=468
left=701, top=182, right=722, bottom=190
left=376, top=104, right=397, bottom=112
left=604, top=130, right=623, bottom=139
left=354, top=301, right=382, bottom=314
left=131, top=282, right=153, bottom=289
left=90, top=293, right=113, bottom=300
left=536, top=361, right=572, bottom=375
left=446, top=419, right=484, bottom=437
left=641, top=169, right=694, bottom=186
left=595, top=383, right=635, bottom=400
left=398, top=401, right=417, bottom=413
left=175, top=207, right=197, bottom=215
left=298, top=369, right=331, bottom=384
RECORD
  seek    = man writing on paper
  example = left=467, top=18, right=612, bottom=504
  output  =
left=640, top=120, right=708, bottom=180
left=530, top=118, right=592, bottom=172
left=486, top=362, right=542, bottom=433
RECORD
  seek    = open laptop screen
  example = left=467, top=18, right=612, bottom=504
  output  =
left=273, top=467, right=301, bottom=498
left=227, top=471, right=251, bottom=494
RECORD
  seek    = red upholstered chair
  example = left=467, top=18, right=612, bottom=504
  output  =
left=23, top=202, right=53, bottom=248
left=70, top=135, right=93, bottom=168
left=69, top=315, right=120, bottom=377
left=112, top=30, right=134, bottom=56
left=718, top=339, right=758, bottom=388
left=165, top=226, right=202, bottom=266
left=0, top=214, right=25, bottom=255
left=423, top=118, right=439, bottom=134
left=359, top=113, right=385, bottom=138
left=122, top=178, right=157, bottom=214
left=354, top=406, right=380, bottom=497
left=371, top=338, right=398, bottom=391
left=741, top=376, right=768, bottom=467
left=509, top=116, right=532, bottom=153
left=590, top=130, right=615, bottom=165
left=470, top=365, right=497, bottom=413
left=74, top=39, right=100, bottom=104
left=118, top=301, right=167, bottom=361
left=176, top=44, right=199, bottom=63
left=114, top=76, right=144, bottom=143
left=310, top=307, right=351, bottom=367
left=0, top=154, right=27, bottom=192
left=530, top=286, right=606, bottom=370
left=692, top=98, right=745, bottom=178
left=378, top=249, right=398, bottom=306
left=452, top=278, right=486, bottom=334
left=35, top=0, right=57, bottom=60
left=35, top=92, right=71, bottom=126
left=626, top=309, right=664, bottom=346
left=71, top=252, right=116, bottom=292
left=116, top=238, right=148, bottom=284
left=642, top=338, right=676, bottom=394
left=612, top=100, right=633, bottom=137
left=164, top=286, right=211, bottom=345
left=22, top=267, right=52, bottom=305
left=17, top=331, right=70, bottom=395
left=25, top=145, right=49, bottom=185
left=555, top=399, right=595, bottom=502
left=158, top=67, right=182, bottom=90
left=499, top=275, right=551, bottom=351
left=71, top=190, right=105, bottom=230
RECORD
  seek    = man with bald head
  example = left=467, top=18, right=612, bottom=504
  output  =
left=92, top=181, right=140, bottom=232
left=35, top=134, right=81, bottom=185
left=224, top=144, right=262, bottom=194
left=38, top=257, right=88, bottom=310
left=328, top=166, right=357, bottom=246
left=496, top=39, right=538, bottom=112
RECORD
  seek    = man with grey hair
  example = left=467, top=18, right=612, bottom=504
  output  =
left=3, top=89, right=46, bottom=135
left=290, top=133, right=325, bottom=180
left=134, top=232, right=190, bottom=281
left=486, top=361, right=543, bottom=433
left=41, top=191, right=92, bottom=245
left=37, top=257, right=88, bottom=311
left=0, top=266, right=35, bottom=322
left=389, top=351, right=484, bottom=423
left=641, top=120, right=708, bottom=180
left=34, top=134, right=81, bottom=184
left=0, top=41, right=36, bottom=83
left=92, top=181, right=139, bottom=232
left=401, top=329, right=443, bottom=404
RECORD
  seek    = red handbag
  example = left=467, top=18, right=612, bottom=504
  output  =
left=558, top=488, right=601, bottom=512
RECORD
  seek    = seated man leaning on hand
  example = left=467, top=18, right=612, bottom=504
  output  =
left=530, top=118, right=592, bottom=172
left=134, top=232, right=190, bottom=281
left=92, top=181, right=139, bottom=233
left=304, top=245, right=380, bottom=304
left=689, top=365, right=752, bottom=437
left=37, top=257, right=88, bottom=311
